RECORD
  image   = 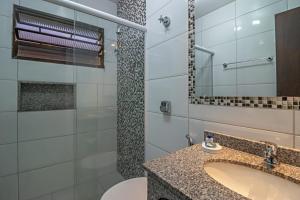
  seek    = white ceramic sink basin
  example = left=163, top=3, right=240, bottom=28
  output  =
left=204, top=162, right=300, bottom=200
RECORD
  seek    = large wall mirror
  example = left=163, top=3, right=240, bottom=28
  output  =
left=192, top=0, right=300, bottom=100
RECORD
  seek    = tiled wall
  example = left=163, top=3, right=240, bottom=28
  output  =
left=195, top=0, right=297, bottom=97
left=0, top=0, right=120, bottom=200
left=145, top=0, right=189, bottom=160
left=145, top=0, right=300, bottom=161
left=117, top=0, right=146, bottom=179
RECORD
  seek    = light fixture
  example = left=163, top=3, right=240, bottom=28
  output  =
left=252, top=20, right=261, bottom=25
left=234, top=26, right=242, bottom=32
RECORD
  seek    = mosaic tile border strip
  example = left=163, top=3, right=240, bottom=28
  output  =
left=187, top=0, right=300, bottom=110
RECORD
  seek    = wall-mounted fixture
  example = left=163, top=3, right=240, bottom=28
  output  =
left=185, top=134, right=194, bottom=147
left=160, top=101, right=171, bottom=114
left=158, top=15, right=171, bottom=28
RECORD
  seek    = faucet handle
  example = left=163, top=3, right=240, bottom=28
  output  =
left=261, top=141, right=279, bottom=167
left=185, top=134, right=194, bottom=147
left=261, top=141, right=278, bottom=152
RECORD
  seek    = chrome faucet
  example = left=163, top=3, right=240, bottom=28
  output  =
left=262, top=141, right=279, bottom=169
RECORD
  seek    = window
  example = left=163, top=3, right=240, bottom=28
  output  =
left=13, top=5, right=104, bottom=68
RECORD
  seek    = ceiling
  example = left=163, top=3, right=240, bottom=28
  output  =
left=195, top=0, right=235, bottom=18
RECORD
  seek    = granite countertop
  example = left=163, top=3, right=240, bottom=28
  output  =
left=143, top=144, right=300, bottom=200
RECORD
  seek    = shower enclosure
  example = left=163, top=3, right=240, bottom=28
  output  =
left=0, top=0, right=146, bottom=200
left=195, top=45, right=214, bottom=97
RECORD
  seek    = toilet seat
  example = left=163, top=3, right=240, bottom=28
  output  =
left=101, top=177, right=147, bottom=200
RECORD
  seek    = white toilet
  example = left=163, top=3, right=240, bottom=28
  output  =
left=101, top=177, right=147, bottom=200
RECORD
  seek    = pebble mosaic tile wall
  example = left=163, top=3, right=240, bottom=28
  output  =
left=116, top=0, right=146, bottom=179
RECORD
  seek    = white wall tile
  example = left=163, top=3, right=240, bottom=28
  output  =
left=0, top=112, right=17, bottom=145
left=0, top=0, right=18, bottom=17
left=294, top=111, right=300, bottom=135
left=148, top=112, right=188, bottom=153
left=20, top=0, right=75, bottom=20
left=210, top=41, right=236, bottom=67
left=288, top=0, right=300, bottom=9
left=0, top=143, right=17, bottom=176
left=97, top=107, right=117, bottom=131
left=97, top=171, right=124, bottom=191
left=144, top=81, right=150, bottom=114
left=77, top=132, right=98, bottom=158
left=0, top=48, right=17, bottom=80
left=104, top=39, right=117, bottom=64
left=195, top=50, right=213, bottom=69
left=18, top=60, right=75, bottom=83
left=213, top=85, right=236, bottom=96
left=213, top=65, right=237, bottom=86
left=75, top=11, right=100, bottom=27
left=18, top=110, right=76, bottom=141
left=76, top=67, right=103, bottom=84
left=202, top=2, right=236, bottom=30
left=98, top=19, right=117, bottom=41
left=236, top=0, right=283, bottom=16
left=237, top=31, right=276, bottom=61
left=97, top=129, right=117, bottom=153
left=99, top=85, right=117, bottom=107
left=147, top=33, right=188, bottom=80
left=0, top=80, right=17, bottom=112
left=236, top=1, right=287, bottom=39
left=146, top=0, right=172, bottom=19
left=103, top=62, right=117, bottom=85
left=52, top=187, right=74, bottom=200
left=189, top=104, right=294, bottom=134
left=202, top=20, right=235, bottom=47
left=0, top=175, right=18, bottom=200
left=0, top=16, right=12, bottom=48
left=146, top=0, right=188, bottom=48
left=237, top=64, right=276, bottom=85
left=77, top=109, right=99, bottom=134
left=148, top=75, right=188, bottom=117
left=75, top=180, right=98, bottom=200
left=30, top=195, right=51, bottom=200
left=74, top=0, right=117, bottom=15
left=77, top=84, right=98, bottom=108
left=19, top=135, right=74, bottom=172
left=189, top=118, right=294, bottom=147
left=145, top=142, right=169, bottom=161
left=195, top=67, right=213, bottom=87
left=19, top=162, right=74, bottom=200
left=76, top=154, right=116, bottom=184
left=195, top=17, right=203, bottom=33
left=237, top=84, right=276, bottom=96
left=195, top=86, right=213, bottom=97
left=295, top=136, right=300, bottom=149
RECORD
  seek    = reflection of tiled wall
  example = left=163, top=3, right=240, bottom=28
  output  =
left=117, top=0, right=146, bottom=179
left=195, top=1, right=289, bottom=97
left=189, top=0, right=300, bottom=110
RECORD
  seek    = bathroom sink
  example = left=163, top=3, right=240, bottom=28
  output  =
left=204, top=162, right=300, bottom=200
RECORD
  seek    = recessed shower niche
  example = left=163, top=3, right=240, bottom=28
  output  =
left=18, top=82, right=76, bottom=112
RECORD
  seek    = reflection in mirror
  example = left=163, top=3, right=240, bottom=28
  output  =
left=194, top=0, right=300, bottom=97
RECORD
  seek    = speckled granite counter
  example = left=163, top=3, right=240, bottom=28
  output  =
left=143, top=132, right=300, bottom=200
